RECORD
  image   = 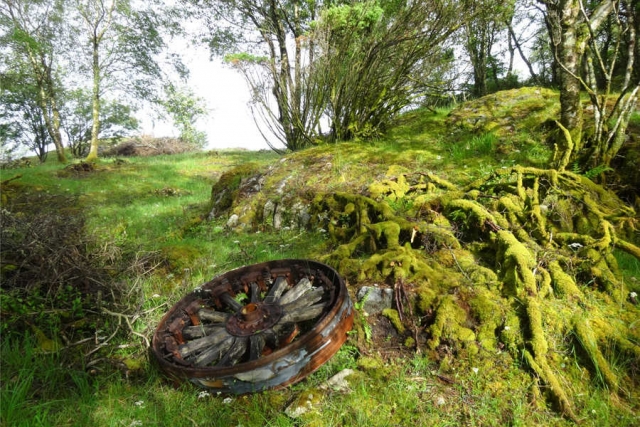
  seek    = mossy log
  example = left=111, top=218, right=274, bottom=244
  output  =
left=311, top=166, right=639, bottom=421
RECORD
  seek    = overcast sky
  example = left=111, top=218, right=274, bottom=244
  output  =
left=142, top=43, right=271, bottom=151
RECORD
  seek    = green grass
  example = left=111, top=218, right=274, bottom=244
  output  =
left=2, top=94, right=639, bottom=426
left=2, top=333, right=636, bottom=426
left=449, top=133, right=497, bottom=162
left=615, top=249, right=640, bottom=293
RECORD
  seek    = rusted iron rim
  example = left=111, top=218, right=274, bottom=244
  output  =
left=151, top=259, right=354, bottom=392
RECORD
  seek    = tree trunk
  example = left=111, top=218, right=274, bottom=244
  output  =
left=544, top=1, right=584, bottom=169
left=540, top=0, right=616, bottom=170
left=29, top=53, right=67, bottom=163
left=49, top=102, right=67, bottom=163
left=36, top=88, right=67, bottom=164
left=468, top=32, right=489, bottom=97
left=86, top=38, right=101, bottom=162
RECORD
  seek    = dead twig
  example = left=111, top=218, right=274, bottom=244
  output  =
left=101, top=308, right=150, bottom=348
left=1, top=174, right=22, bottom=186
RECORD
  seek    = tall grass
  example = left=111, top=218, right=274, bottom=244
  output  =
left=449, top=133, right=497, bottom=162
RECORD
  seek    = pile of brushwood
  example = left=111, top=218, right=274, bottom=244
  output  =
left=308, top=166, right=639, bottom=420
left=0, top=178, right=127, bottom=350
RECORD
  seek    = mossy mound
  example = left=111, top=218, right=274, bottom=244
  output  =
left=204, top=89, right=639, bottom=420
left=446, top=87, right=559, bottom=137
left=311, top=166, right=639, bottom=421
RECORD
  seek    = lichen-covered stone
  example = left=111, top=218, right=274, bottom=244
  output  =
left=356, top=286, right=393, bottom=315
left=209, top=162, right=262, bottom=219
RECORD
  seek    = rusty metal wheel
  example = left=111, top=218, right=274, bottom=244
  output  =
left=151, top=259, right=354, bottom=393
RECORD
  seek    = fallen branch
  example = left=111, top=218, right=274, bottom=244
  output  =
left=102, top=308, right=150, bottom=348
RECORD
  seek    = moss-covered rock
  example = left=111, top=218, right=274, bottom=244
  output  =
left=446, top=87, right=560, bottom=137
left=308, top=165, right=639, bottom=420
left=208, top=162, right=263, bottom=219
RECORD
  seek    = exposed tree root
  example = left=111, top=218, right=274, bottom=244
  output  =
left=311, top=166, right=640, bottom=420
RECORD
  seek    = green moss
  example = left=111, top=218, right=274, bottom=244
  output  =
left=446, top=199, right=506, bottom=230
left=454, top=250, right=500, bottom=289
left=548, top=261, right=583, bottom=301
left=498, top=195, right=525, bottom=225
left=427, top=295, right=476, bottom=350
left=469, top=288, right=504, bottom=350
left=421, top=223, right=461, bottom=250
left=361, top=245, right=451, bottom=283
left=357, top=356, right=390, bottom=380
left=496, top=230, right=537, bottom=296
left=500, top=310, right=523, bottom=355
left=584, top=248, right=625, bottom=301
left=366, top=221, right=401, bottom=249
left=416, top=285, right=438, bottom=313
left=160, top=244, right=201, bottom=272
left=344, top=202, right=356, bottom=215
left=209, top=162, right=262, bottom=217
left=382, top=308, right=406, bottom=335
left=523, top=350, right=577, bottom=421
left=536, top=266, right=553, bottom=298
left=573, top=317, right=619, bottom=390
left=368, top=165, right=410, bottom=200
left=526, top=297, right=548, bottom=357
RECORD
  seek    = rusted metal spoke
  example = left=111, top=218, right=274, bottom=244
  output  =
left=279, top=277, right=312, bottom=305
left=220, top=292, right=243, bottom=312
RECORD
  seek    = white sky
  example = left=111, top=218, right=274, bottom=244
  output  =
left=141, top=43, right=270, bottom=151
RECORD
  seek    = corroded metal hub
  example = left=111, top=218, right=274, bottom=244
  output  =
left=225, top=302, right=283, bottom=336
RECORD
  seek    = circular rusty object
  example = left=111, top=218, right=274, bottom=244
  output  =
left=225, top=302, right=283, bottom=336
left=151, top=259, right=354, bottom=393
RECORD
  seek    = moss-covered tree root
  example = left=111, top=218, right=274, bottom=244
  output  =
left=311, top=166, right=640, bottom=420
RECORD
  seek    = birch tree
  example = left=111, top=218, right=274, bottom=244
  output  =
left=461, top=0, right=514, bottom=97
left=537, top=0, right=638, bottom=171
left=0, top=0, right=68, bottom=163
left=75, top=0, right=117, bottom=162
left=72, top=0, right=178, bottom=161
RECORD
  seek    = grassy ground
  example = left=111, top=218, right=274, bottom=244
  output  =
left=1, top=91, right=639, bottom=426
